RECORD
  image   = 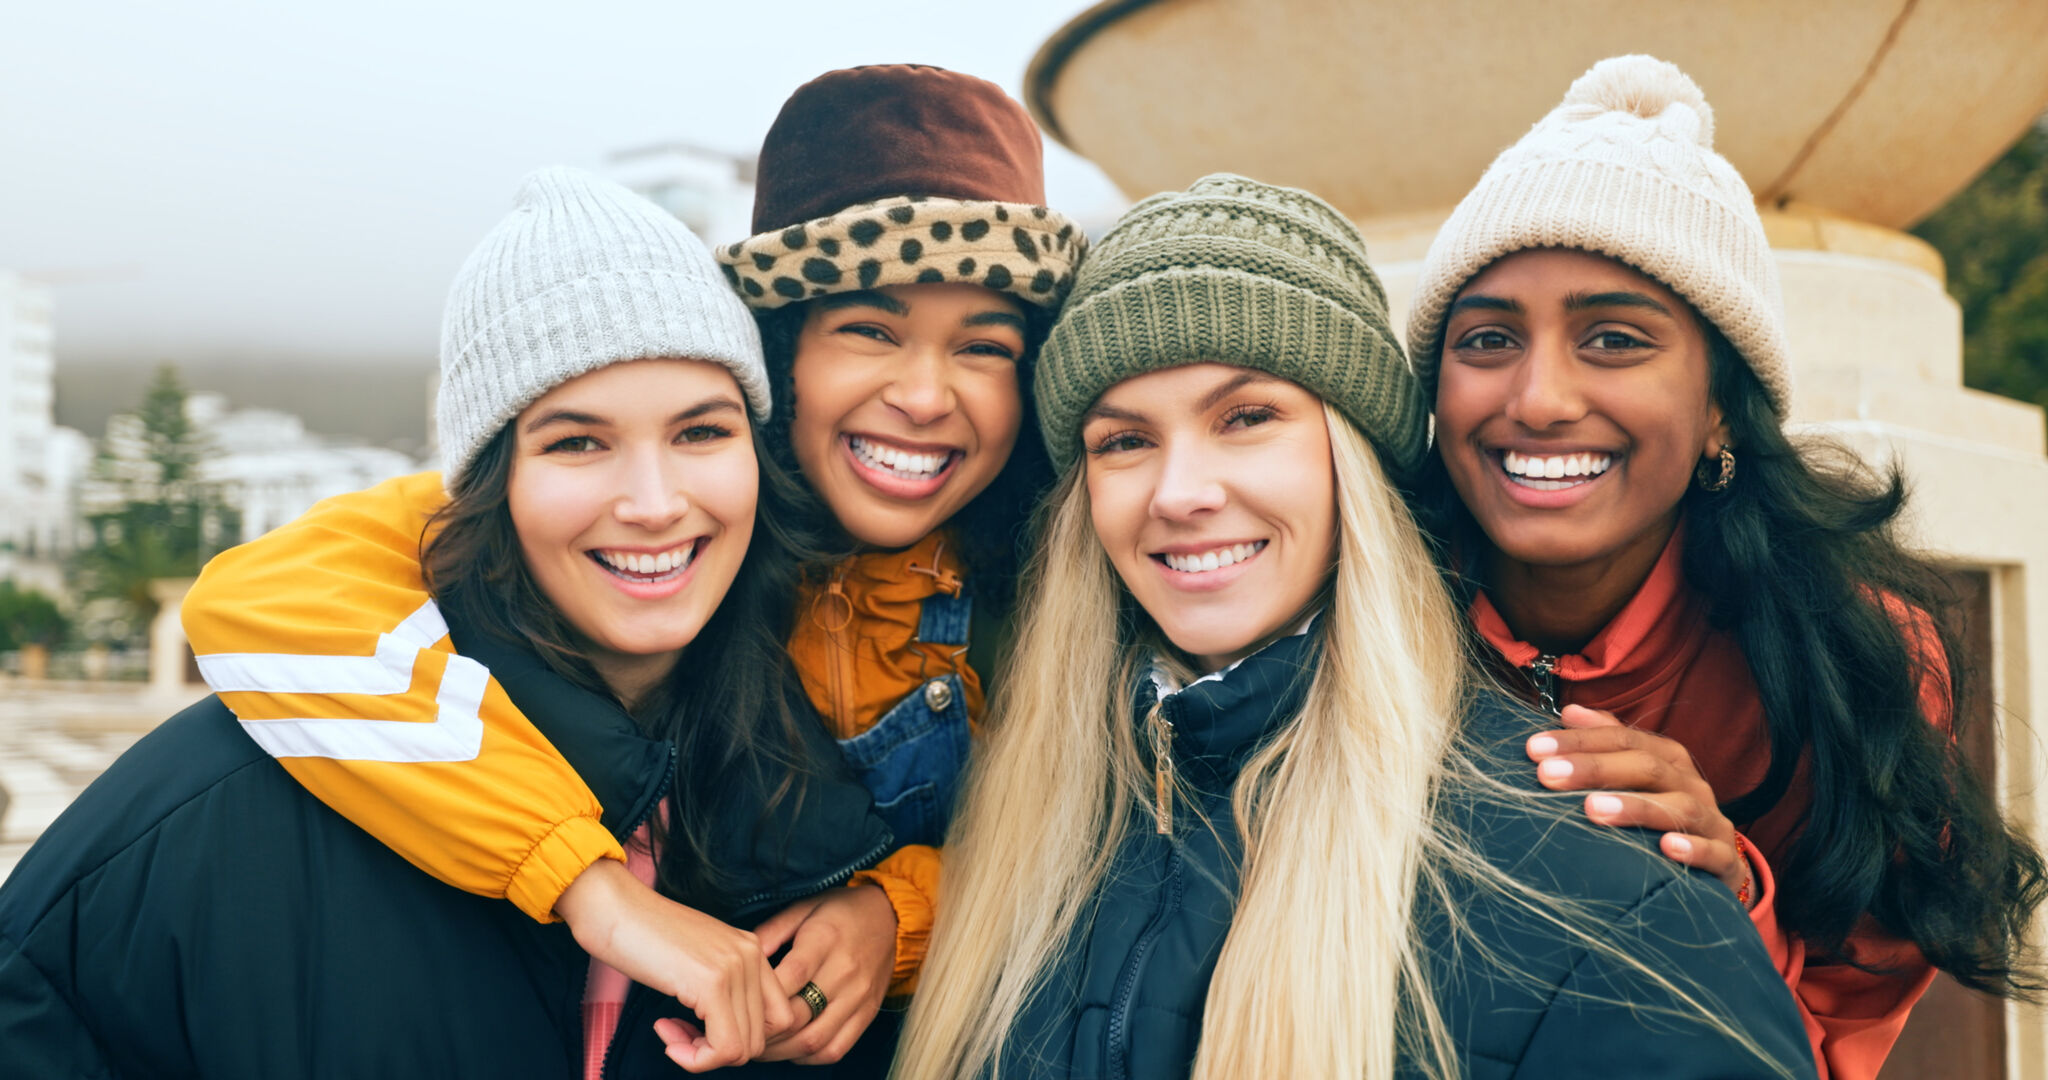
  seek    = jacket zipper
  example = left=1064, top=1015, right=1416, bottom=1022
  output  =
left=598, top=746, right=677, bottom=1080
left=1526, top=653, right=1562, bottom=716
left=731, top=833, right=897, bottom=917
left=1105, top=838, right=1183, bottom=1080
left=1146, top=700, right=1175, bottom=835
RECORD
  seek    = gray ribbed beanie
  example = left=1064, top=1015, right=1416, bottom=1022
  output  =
left=1406, top=55, right=1792, bottom=416
left=1036, top=173, right=1426, bottom=473
left=437, top=167, right=769, bottom=490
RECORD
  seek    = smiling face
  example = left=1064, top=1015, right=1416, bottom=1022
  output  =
left=1081, top=364, right=1336, bottom=672
left=787, top=283, right=1027, bottom=549
left=1434, top=248, right=1727, bottom=575
left=506, top=358, right=758, bottom=701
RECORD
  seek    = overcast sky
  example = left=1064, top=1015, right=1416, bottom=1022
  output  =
left=1, top=0, right=1123, bottom=405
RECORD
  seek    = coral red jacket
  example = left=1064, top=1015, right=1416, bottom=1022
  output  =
left=1470, top=524, right=1940, bottom=1080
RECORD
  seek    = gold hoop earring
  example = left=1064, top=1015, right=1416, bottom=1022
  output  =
left=1696, top=446, right=1736, bottom=493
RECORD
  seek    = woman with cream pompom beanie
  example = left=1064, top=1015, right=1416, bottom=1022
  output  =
left=1409, top=54, right=2045, bottom=1080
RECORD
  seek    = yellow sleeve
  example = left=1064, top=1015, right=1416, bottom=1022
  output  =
left=850, top=844, right=941, bottom=997
left=182, top=471, right=623, bottom=922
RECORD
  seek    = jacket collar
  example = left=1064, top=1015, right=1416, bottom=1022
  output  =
left=1470, top=522, right=1711, bottom=703
left=1142, top=623, right=1319, bottom=790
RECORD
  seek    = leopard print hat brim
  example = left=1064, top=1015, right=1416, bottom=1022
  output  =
left=717, top=195, right=1086, bottom=310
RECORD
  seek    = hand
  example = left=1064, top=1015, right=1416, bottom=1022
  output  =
left=1526, top=704, right=1752, bottom=900
left=554, top=858, right=796, bottom=1072
left=753, top=883, right=899, bottom=1064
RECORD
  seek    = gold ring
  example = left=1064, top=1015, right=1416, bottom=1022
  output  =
left=797, top=980, right=828, bottom=1021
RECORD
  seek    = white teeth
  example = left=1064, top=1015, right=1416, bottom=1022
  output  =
left=595, top=544, right=696, bottom=580
left=1503, top=451, right=1612, bottom=484
left=851, top=436, right=948, bottom=479
left=1161, top=540, right=1267, bottom=574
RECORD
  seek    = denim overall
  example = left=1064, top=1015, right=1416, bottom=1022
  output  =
left=832, top=592, right=975, bottom=848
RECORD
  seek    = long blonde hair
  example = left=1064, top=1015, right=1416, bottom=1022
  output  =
left=894, top=404, right=1787, bottom=1079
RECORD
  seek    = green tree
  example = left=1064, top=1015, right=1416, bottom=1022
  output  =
left=72, top=365, right=239, bottom=635
left=1912, top=116, right=2048, bottom=412
left=0, top=582, right=68, bottom=652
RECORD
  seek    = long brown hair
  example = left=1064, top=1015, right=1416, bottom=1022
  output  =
left=422, top=419, right=825, bottom=911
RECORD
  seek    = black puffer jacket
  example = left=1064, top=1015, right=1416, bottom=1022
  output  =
left=0, top=624, right=893, bottom=1079
left=1004, top=631, right=1815, bottom=1079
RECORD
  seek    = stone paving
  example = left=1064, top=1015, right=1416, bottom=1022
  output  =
left=0, top=680, right=209, bottom=884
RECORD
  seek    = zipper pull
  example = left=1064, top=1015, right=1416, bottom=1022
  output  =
left=1147, top=701, right=1175, bottom=835
left=1527, top=654, right=1561, bottom=717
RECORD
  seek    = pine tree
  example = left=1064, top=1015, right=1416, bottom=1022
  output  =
left=71, top=365, right=239, bottom=636
left=1912, top=117, right=2048, bottom=412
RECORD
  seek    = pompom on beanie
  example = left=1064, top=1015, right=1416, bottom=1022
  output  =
left=437, top=167, right=768, bottom=490
left=1406, top=54, right=1793, bottom=417
left=1036, top=173, right=1426, bottom=473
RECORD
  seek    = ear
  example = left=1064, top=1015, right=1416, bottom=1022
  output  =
left=1703, top=399, right=1731, bottom=458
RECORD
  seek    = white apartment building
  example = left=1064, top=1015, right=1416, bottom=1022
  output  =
left=609, top=141, right=756, bottom=244
left=0, top=273, right=92, bottom=579
left=185, top=393, right=417, bottom=543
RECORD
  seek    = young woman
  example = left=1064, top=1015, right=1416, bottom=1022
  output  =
left=173, top=64, right=1083, bottom=1063
left=0, top=168, right=894, bottom=1078
left=1403, top=55, right=2046, bottom=1078
left=893, top=173, right=1814, bottom=1079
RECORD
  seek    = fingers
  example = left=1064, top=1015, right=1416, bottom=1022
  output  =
left=753, top=895, right=825, bottom=957
left=1528, top=724, right=1690, bottom=768
left=679, top=981, right=749, bottom=1074
left=1583, top=791, right=1718, bottom=838
left=1661, top=831, right=1749, bottom=894
left=738, top=930, right=766, bottom=1060
left=1535, top=747, right=1695, bottom=797
left=1558, top=704, right=1623, bottom=728
left=761, top=952, right=798, bottom=1040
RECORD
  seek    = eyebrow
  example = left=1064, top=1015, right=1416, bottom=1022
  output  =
left=963, top=310, right=1028, bottom=332
left=1081, top=370, right=1284, bottom=426
left=814, top=290, right=908, bottom=316
left=1450, top=295, right=1521, bottom=316
left=1563, top=290, right=1674, bottom=317
left=521, top=395, right=745, bottom=434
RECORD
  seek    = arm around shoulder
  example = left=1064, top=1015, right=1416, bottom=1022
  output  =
left=182, top=471, right=622, bottom=921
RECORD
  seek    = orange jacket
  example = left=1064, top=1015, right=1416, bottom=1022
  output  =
left=181, top=471, right=960, bottom=994
left=1470, top=524, right=1939, bottom=1080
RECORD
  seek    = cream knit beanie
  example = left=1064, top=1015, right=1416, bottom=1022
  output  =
left=1406, top=54, right=1792, bottom=416
left=437, top=167, right=769, bottom=490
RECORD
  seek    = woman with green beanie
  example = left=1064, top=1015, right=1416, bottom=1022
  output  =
left=1406, top=55, right=2044, bottom=1079
left=892, top=174, right=1813, bottom=1079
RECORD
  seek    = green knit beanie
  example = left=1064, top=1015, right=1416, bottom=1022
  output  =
left=1036, top=173, right=1427, bottom=474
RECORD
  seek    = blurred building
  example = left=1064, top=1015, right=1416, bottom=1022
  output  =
left=184, top=393, right=417, bottom=543
left=609, top=140, right=756, bottom=243
left=0, top=272, right=94, bottom=593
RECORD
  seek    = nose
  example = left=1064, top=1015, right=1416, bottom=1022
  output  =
left=611, top=444, right=690, bottom=530
left=1503, top=335, right=1589, bottom=430
left=878, top=346, right=957, bottom=427
left=1148, top=440, right=1227, bottom=522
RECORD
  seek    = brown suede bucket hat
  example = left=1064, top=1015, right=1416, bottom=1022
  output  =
left=718, top=64, right=1085, bottom=310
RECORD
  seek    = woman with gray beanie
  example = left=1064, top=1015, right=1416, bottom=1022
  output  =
left=892, top=173, right=1812, bottom=1079
left=0, top=168, right=895, bottom=1078
left=1406, top=54, right=2044, bottom=1078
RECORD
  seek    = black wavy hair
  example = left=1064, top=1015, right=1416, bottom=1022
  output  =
left=422, top=421, right=825, bottom=911
left=1417, top=326, right=2046, bottom=998
left=754, top=299, right=1057, bottom=615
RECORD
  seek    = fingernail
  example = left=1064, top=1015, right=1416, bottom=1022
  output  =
left=1588, top=794, right=1623, bottom=817
left=1667, top=835, right=1693, bottom=857
left=1528, top=735, right=1558, bottom=757
left=1537, top=758, right=1573, bottom=782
